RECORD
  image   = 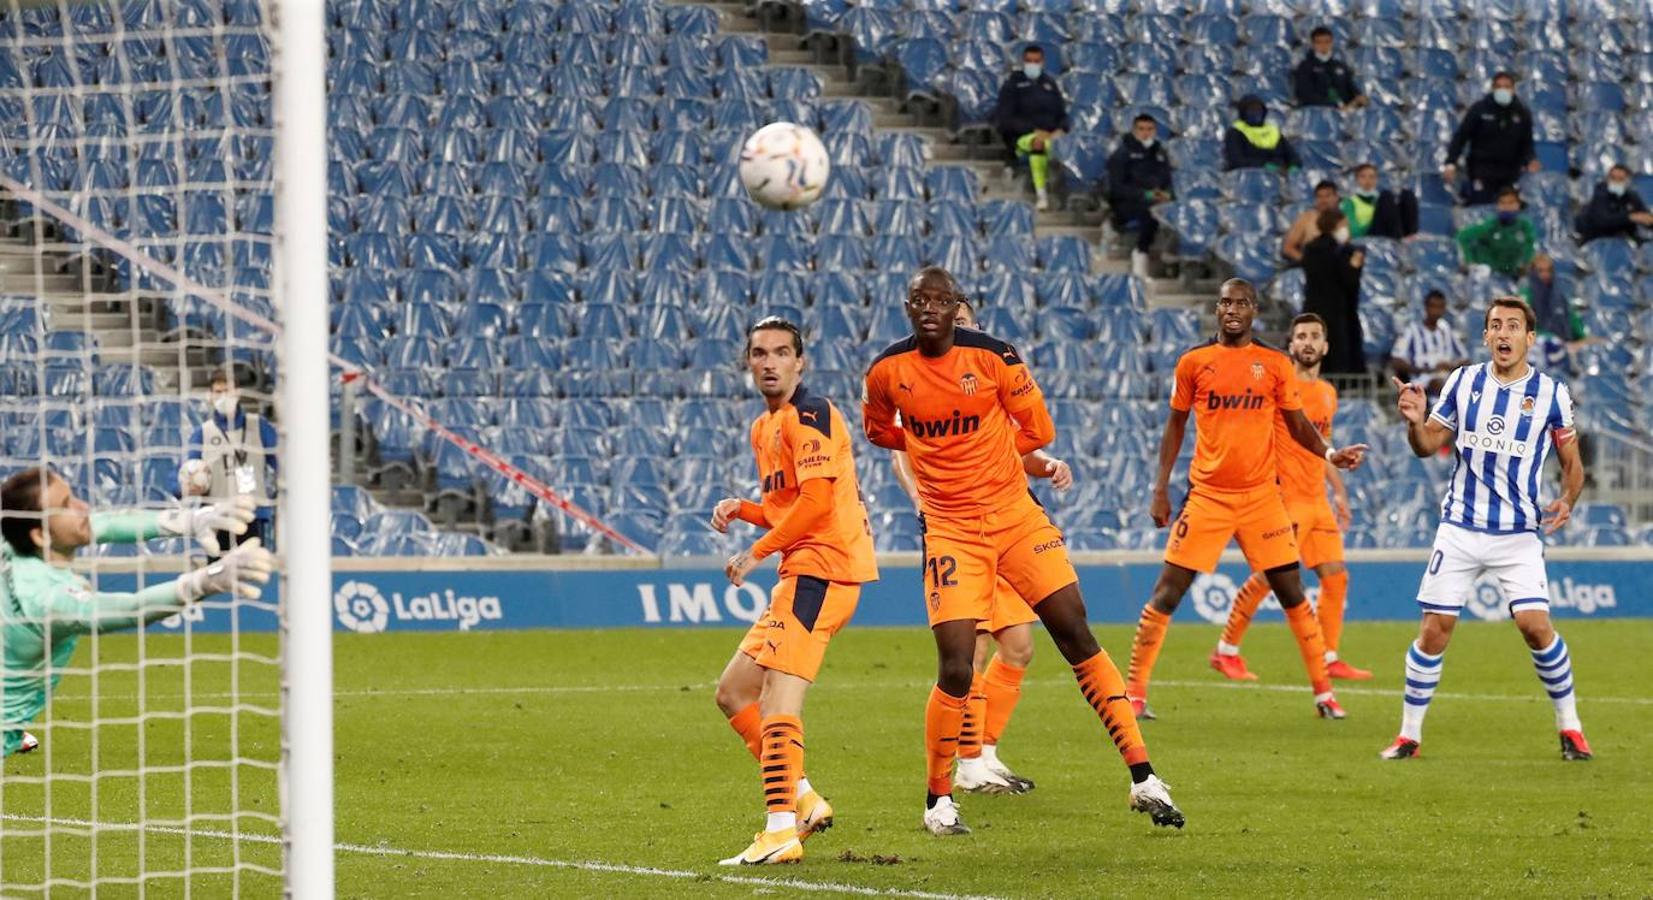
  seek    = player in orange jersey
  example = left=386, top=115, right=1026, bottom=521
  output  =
left=865, top=267, right=1183, bottom=836
left=1125, top=279, right=1368, bottom=721
left=890, top=297, right=1071, bottom=795
left=1210, top=313, right=1373, bottom=682
left=710, top=316, right=879, bottom=866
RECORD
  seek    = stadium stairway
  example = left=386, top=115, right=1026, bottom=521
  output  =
left=681, top=0, right=1119, bottom=275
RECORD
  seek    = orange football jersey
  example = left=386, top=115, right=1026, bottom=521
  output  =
left=863, top=328, right=1054, bottom=518
left=749, top=385, right=878, bottom=584
left=1274, top=375, right=1337, bottom=503
left=1170, top=339, right=1303, bottom=492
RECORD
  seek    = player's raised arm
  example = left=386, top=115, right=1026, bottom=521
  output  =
left=862, top=363, right=906, bottom=451
left=994, top=348, right=1054, bottom=455
left=1275, top=354, right=1365, bottom=469
left=1394, top=372, right=1456, bottom=457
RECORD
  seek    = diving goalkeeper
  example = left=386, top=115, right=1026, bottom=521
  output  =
left=2, top=465, right=274, bottom=757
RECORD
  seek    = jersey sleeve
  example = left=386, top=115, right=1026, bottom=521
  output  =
left=861, top=360, right=907, bottom=451
left=34, top=580, right=185, bottom=640
left=1548, top=381, right=1576, bottom=437
left=1169, top=351, right=1196, bottom=412
left=90, top=510, right=163, bottom=545
left=1274, top=355, right=1304, bottom=411
left=995, top=348, right=1055, bottom=454
left=1429, top=367, right=1465, bottom=429
left=788, top=401, right=841, bottom=485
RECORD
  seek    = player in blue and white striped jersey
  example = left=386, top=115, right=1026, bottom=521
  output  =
left=1382, top=296, right=1592, bottom=762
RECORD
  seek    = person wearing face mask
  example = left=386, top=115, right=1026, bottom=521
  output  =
left=1456, top=187, right=1537, bottom=278
left=995, top=44, right=1070, bottom=212
left=1223, top=95, right=1301, bottom=172
left=1520, top=254, right=1588, bottom=374
left=184, top=370, right=279, bottom=553
left=1300, top=209, right=1366, bottom=375
left=1292, top=26, right=1367, bottom=110
left=1574, top=163, right=1653, bottom=245
left=1105, top=114, right=1174, bottom=278
left=1442, top=72, right=1538, bottom=205
left=1283, top=180, right=1342, bottom=263
left=1340, top=163, right=1418, bottom=240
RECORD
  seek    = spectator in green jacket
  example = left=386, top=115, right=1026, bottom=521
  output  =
left=1456, top=187, right=1536, bottom=277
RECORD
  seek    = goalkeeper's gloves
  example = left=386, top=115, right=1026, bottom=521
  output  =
left=176, top=539, right=275, bottom=602
left=158, top=495, right=258, bottom=555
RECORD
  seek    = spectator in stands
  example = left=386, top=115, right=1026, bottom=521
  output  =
left=1301, top=209, right=1365, bottom=375
left=1442, top=72, right=1538, bottom=205
left=1106, top=113, right=1173, bottom=279
left=1575, top=164, right=1653, bottom=245
left=1522, top=254, right=1585, bottom=372
left=1342, top=163, right=1418, bottom=240
left=1456, top=187, right=1536, bottom=278
left=1390, top=290, right=1469, bottom=396
left=1293, top=26, right=1367, bottom=110
left=996, top=44, right=1069, bottom=212
left=184, top=370, right=277, bottom=553
left=1282, top=180, right=1341, bottom=263
left=1223, top=94, right=1300, bottom=172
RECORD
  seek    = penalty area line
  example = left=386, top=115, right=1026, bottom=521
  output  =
left=0, top=814, right=1000, bottom=900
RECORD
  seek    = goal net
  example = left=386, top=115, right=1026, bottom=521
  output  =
left=0, top=0, right=331, bottom=894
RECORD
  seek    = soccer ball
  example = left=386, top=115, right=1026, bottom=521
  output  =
left=179, top=459, right=211, bottom=496
left=738, top=122, right=830, bottom=211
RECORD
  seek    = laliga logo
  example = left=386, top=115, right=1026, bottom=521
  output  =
left=1465, top=575, right=1511, bottom=622
left=1189, top=572, right=1238, bottom=624
left=335, top=580, right=391, bottom=633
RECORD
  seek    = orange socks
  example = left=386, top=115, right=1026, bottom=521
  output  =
left=728, top=702, right=763, bottom=759
left=981, top=657, right=1026, bottom=747
left=958, top=674, right=987, bottom=760
left=924, top=685, right=967, bottom=796
left=1220, top=572, right=1272, bottom=649
left=1127, top=605, right=1172, bottom=699
left=1283, top=601, right=1333, bottom=695
left=760, top=714, right=804, bottom=824
left=1317, top=570, right=1349, bottom=656
left=1074, top=650, right=1149, bottom=766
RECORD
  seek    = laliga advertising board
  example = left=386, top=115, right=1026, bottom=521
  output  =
left=86, top=555, right=1648, bottom=634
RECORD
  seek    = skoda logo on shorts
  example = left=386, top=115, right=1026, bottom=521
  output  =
left=1189, top=572, right=1238, bottom=625
left=1486, top=416, right=1506, bottom=436
left=1465, top=574, right=1509, bottom=622
left=334, top=580, right=391, bottom=633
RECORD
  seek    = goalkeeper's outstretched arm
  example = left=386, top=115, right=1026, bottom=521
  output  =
left=30, top=540, right=277, bottom=639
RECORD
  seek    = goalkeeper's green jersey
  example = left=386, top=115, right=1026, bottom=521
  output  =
left=2, top=512, right=183, bottom=756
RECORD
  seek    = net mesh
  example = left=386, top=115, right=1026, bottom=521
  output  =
left=0, top=0, right=284, bottom=892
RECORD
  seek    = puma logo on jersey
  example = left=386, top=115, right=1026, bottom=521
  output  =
left=799, top=409, right=819, bottom=423
left=906, top=410, right=981, bottom=438
left=898, top=382, right=913, bottom=394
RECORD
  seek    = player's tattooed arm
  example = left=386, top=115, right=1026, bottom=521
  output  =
left=1392, top=376, right=1453, bottom=456
left=1283, top=408, right=1367, bottom=470
left=891, top=451, right=922, bottom=509
left=1544, top=431, right=1585, bottom=534
left=1150, top=408, right=1190, bottom=527
left=1325, top=465, right=1352, bottom=531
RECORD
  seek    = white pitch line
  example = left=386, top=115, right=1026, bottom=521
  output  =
left=0, top=814, right=1000, bottom=900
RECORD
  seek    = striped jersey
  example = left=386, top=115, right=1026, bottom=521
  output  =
left=1392, top=319, right=1468, bottom=372
left=1429, top=363, right=1574, bottom=534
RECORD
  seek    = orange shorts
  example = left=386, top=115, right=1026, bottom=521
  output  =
left=978, top=577, right=1040, bottom=634
left=1164, top=484, right=1300, bottom=574
left=1284, top=495, right=1344, bottom=570
left=921, top=502, right=1077, bottom=628
left=738, top=575, right=859, bottom=682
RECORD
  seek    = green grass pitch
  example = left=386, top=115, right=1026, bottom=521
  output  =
left=4, top=619, right=1650, bottom=897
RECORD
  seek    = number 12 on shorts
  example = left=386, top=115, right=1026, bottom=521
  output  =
left=926, top=555, right=958, bottom=587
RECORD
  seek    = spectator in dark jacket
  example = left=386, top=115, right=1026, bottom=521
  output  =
left=1575, top=164, right=1653, bottom=244
left=995, top=44, right=1069, bottom=211
left=1301, top=209, right=1366, bottom=374
left=1293, top=26, right=1367, bottom=110
left=1106, top=113, right=1174, bottom=278
left=1223, top=94, right=1300, bottom=172
left=1342, top=163, right=1418, bottom=239
left=1443, top=72, right=1538, bottom=205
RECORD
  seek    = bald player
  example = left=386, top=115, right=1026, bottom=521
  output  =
left=865, top=266, right=1183, bottom=836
